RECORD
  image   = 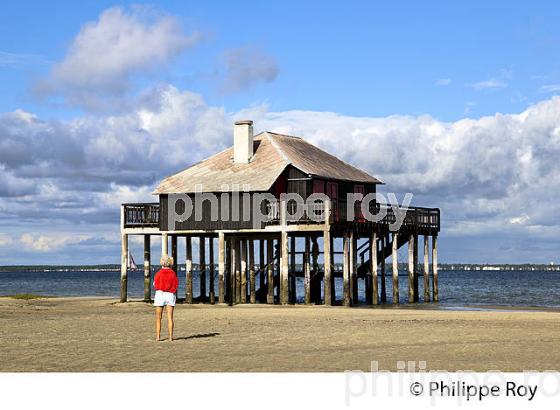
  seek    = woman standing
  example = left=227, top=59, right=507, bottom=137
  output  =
left=153, top=255, right=179, bottom=341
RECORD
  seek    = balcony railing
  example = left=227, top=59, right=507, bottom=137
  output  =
left=123, top=203, right=160, bottom=228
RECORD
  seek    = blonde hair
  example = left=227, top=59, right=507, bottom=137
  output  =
left=160, top=254, right=174, bottom=268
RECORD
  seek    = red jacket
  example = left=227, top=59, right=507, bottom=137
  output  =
left=154, top=267, right=179, bottom=293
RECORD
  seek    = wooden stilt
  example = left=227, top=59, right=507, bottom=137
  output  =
left=423, top=235, right=430, bottom=302
left=432, top=235, right=438, bottom=302
left=343, top=232, right=351, bottom=306
left=143, top=235, right=151, bottom=302
left=323, top=229, right=332, bottom=306
left=413, top=233, right=419, bottom=303
left=171, top=235, right=178, bottom=274
left=349, top=231, right=357, bottom=305
left=259, top=239, right=265, bottom=302
left=209, top=236, right=215, bottom=304
left=371, top=231, right=378, bottom=305
left=380, top=234, right=387, bottom=303
left=289, top=236, right=296, bottom=304
left=161, top=233, right=168, bottom=256
left=408, top=233, right=415, bottom=303
left=392, top=232, right=399, bottom=304
left=304, top=235, right=311, bottom=304
left=185, top=236, right=193, bottom=304
left=311, top=236, right=320, bottom=304
left=240, top=239, right=247, bottom=303
left=120, top=233, right=128, bottom=303
left=249, top=239, right=256, bottom=304
left=235, top=239, right=241, bottom=304
left=218, top=232, right=225, bottom=304
left=267, top=239, right=274, bottom=304
left=280, top=232, right=289, bottom=305
left=225, top=238, right=231, bottom=304
left=199, top=236, right=206, bottom=302
left=330, top=234, right=336, bottom=303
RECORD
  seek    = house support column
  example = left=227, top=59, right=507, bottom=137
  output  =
left=343, top=232, right=351, bottom=307
left=413, top=233, right=419, bottom=302
left=143, top=235, right=151, bottom=302
left=371, top=231, right=378, bottom=305
left=259, top=240, right=266, bottom=302
left=280, top=231, right=289, bottom=305
left=349, top=232, right=357, bottom=305
left=249, top=239, right=256, bottom=304
left=240, top=240, right=247, bottom=303
left=423, top=235, right=430, bottom=302
left=218, top=232, right=225, bottom=304
left=289, top=236, right=296, bottom=304
left=171, top=235, right=178, bottom=274
left=432, top=235, right=439, bottom=302
left=161, top=233, right=168, bottom=256
left=185, top=236, right=193, bottom=303
left=323, top=229, right=332, bottom=306
left=392, top=232, right=399, bottom=304
left=304, top=236, right=311, bottom=304
left=267, top=239, right=274, bottom=304
left=209, top=236, right=215, bottom=304
left=200, top=236, right=206, bottom=303
left=311, top=236, right=320, bottom=304
left=235, top=239, right=241, bottom=304
left=408, top=234, right=415, bottom=303
left=380, top=234, right=387, bottom=303
left=120, top=233, right=128, bottom=303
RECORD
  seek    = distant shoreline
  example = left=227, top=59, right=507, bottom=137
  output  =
left=1, top=263, right=559, bottom=272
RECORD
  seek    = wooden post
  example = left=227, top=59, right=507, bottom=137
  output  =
left=342, top=232, right=351, bottom=306
left=380, top=235, right=387, bottom=303
left=323, top=229, right=332, bottom=306
left=408, top=233, right=415, bottom=303
left=218, top=232, right=225, bottom=304
left=161, top=233, right=168, bottom=256
left=209, top=236, right=215, bottom=304
left=267, top=239, right=274, bottom=304
left=371, top=231, right=378, bottom=305
left=413, top=233, right=419, bottom=303
left=392, top=232, right=399, bottom=304
left=280, top=231, right=289, bottom=305
left=241, top=239, right=247, bottom=303
left=230, top=238, right=237, bottom=304
left=225, top=238, right=231, bottom=303
left=185, top=236, right=193, bottom=304
left=289, top=236, right=296, bottom=304
left=235, top=239, right=241, bottom=304
left=120, top=233, right=128, bottom=303
left=304, top=236, right=311, bottom=304
left=432, top=235, right=439, bottom=302
left=423, top=235, right=430, bottom=302
left=171, top=235, right=178, bottom=274
left=249, top=239, right=256, bottom=304
left=349, top=231, right=357, bottom=305
left=143, top=235, right=151, bottom=302
left=259, top=239, right=265, bottom=302
left=199, top=236, right=206, bottom=303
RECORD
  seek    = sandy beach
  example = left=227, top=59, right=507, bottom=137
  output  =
left=1, top=297, right=559, bottom=372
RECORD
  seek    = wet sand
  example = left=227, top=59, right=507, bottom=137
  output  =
left=1, top=297, right=559, bottom=372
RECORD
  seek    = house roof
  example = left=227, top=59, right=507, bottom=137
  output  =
left=153, top=131, right=382, bottom=194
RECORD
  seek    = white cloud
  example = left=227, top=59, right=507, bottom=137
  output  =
left=38, top=6, right=201, bottom=111
left=0, top=51, right=48, bottom=67
left=0, top=234, right=12, bottom=247
left=221, top=46, right=279, bottom=94
left=509, top=214, right=530, bottom=225
left=469, top=79, right=508, bottom=90
left=19, top=233, right=89, bottom=252
left=435, top=78, right=451, bottom=86
left=540, top=84, right=560, bottom=93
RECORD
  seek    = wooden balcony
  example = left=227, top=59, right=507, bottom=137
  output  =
left=122, top=203, right=160, bottom=228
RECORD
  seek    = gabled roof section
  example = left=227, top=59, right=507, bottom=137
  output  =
left=153, top=131, right=381, bottom=194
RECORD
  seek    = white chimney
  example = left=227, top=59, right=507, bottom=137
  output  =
left=233, top=120, right=254, bottom=164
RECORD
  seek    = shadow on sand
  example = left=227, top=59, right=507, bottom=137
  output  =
left=174, top=332, right=220, bottom=341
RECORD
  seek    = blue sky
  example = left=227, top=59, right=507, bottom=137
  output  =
left=1, top=1, right=560, bottom=264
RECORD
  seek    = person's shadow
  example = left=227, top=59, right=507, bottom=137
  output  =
left=173, top=332, right=220, bottom=341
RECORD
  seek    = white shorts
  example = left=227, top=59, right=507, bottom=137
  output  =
left=154, top=290, right=176, bottom=307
